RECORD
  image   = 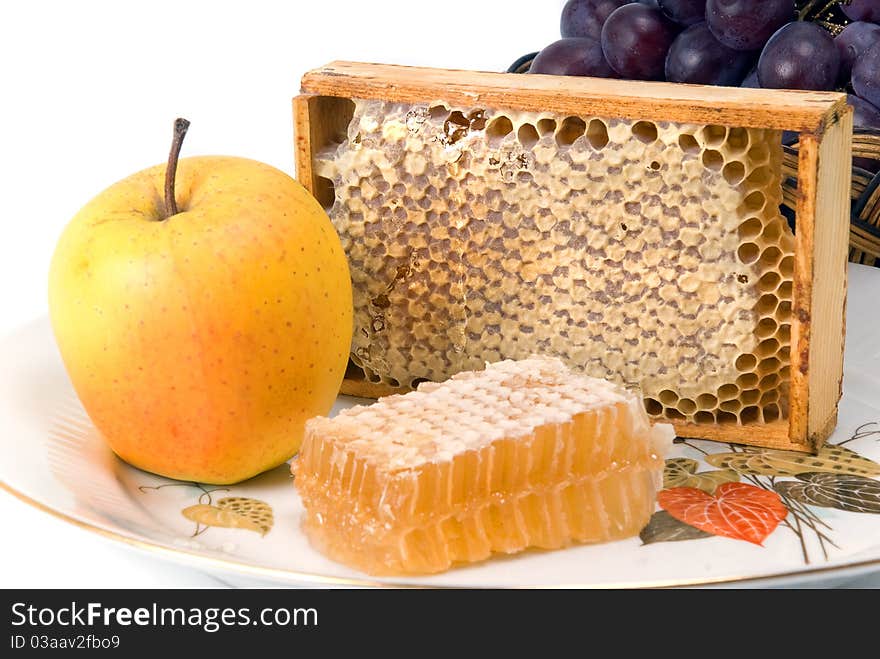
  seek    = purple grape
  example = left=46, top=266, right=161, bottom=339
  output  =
left=757, top=22, right=840, bottom=91
left=853, top=43, right=880, bottom=109
left=658, top=0, right=707, bottom=26
left=601, top=3, right=678, bottom=79
left=639, top=0, right=661, bottom=7
left=561, top=0, right=630, bottom=40
left=665, top=22, right=754, bottom=84
left=706, top=0, right=794, bottom=52
left=849, top=94, right=880, bottom=129
left=529, top=38, right=617, bottom=77
left=836, top=22, right=880, bottom=82
left=841, top=0, right=880, bottom=22
left=849, top=95, right=880, bottom=172
left=740, top=68, right=760, bottom=88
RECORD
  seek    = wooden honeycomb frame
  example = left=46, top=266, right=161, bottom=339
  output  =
left=293, top=61, right=852, bottom=453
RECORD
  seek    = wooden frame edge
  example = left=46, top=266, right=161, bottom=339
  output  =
left=806, top=107, right=853, bottom=450
left=301, top=61, right=847, bottom=133
left=789, top=134, right=819, bottom=448
left=293, top=94, right=317, bottom=196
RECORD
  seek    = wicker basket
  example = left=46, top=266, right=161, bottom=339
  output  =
left=508, top=53, right=880, bottom=267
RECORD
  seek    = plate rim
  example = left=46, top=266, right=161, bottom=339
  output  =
left=5, top=476, right=880, bottom=588
left=6, top=313, right=880, bottom=588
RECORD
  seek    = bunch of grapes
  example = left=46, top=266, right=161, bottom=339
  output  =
left=525, top=0, right=880, bottom=170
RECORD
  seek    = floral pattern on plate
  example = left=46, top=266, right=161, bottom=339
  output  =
left=642, top=423, right=880, bottom=563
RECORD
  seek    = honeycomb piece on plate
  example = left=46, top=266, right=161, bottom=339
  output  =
left=314, top=101, right=794, bottom=426
left=292, top=357, right=673, bottom=575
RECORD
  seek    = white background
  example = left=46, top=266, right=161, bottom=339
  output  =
left=0, top=0, right=560, bottom=587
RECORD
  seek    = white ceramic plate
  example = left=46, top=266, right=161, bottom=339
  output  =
left=3, top=264, right=880, bottom=588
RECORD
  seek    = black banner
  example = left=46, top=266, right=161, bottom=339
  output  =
left=0, top=588, right=847, bottom=653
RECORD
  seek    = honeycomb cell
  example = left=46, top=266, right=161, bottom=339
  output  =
left=743, top=191, right=766, bottom=212
left=658, top=389, right=679, bottom=407
left=727, top=127, right=749, bottom=153
left=737, top=372, right=759, bottom=388
left=697, top=393, right=718, bottom=409
left=723, top=161, right=746, bottom=185
left=585, top=119, right=609, bottom=149
left=702, top=149, right=724, bottom=171
left=314, top=100, right=794, bottom=427
left=537, top=118, right=557, bottom=136
left=757, top=338, right=780, bottom=358
left=748, top=142, right=770, bottom=164
left=632, top=121, right=658, bottom=143
left=760, top=373, right=779, bottom=389
left=702, top=124, right=728, bottom=146
left=778, top=324, right=792, bottom=343
left=717, top=411, right=738, bottom=423
left=756, top=294, right=779, bottom=315
left=644, top=397, right=663, bottom=415
left=738, top=242, right=760, bottom=264
left=758, top=357, right=781, bottom=376
left=756, top=317, right=778, bottom=338
left=739, top=217, right=763, bottom=239
left=761, top=221, right=783, bottom=242
left=429, top=104, right=449, bottom=119
left=557, top=116, right=587, bottom=146
left=760, top=246, right=783, bottom=269
left=746, top=166, right=772, bottom=186
left=718, top=383, right=739, bottom=400
left=486, top=116, right=513, bottom=145
left=518, top=123, right=539, bottom=149
left=740, top=406, right=760, bottom=423
left=758, top=271, right=781, bottom=292
left=779, top=255, right=794, bottom=277
left=678, top=134, right=700, bottom=154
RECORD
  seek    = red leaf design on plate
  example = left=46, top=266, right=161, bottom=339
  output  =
left=657, top=482, right=788, bottom=545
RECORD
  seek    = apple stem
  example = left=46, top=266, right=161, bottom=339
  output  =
left=164, top=117, right=191, bottom=218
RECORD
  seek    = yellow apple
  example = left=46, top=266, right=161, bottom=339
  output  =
left=49, top=119, right=352, bottom=484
